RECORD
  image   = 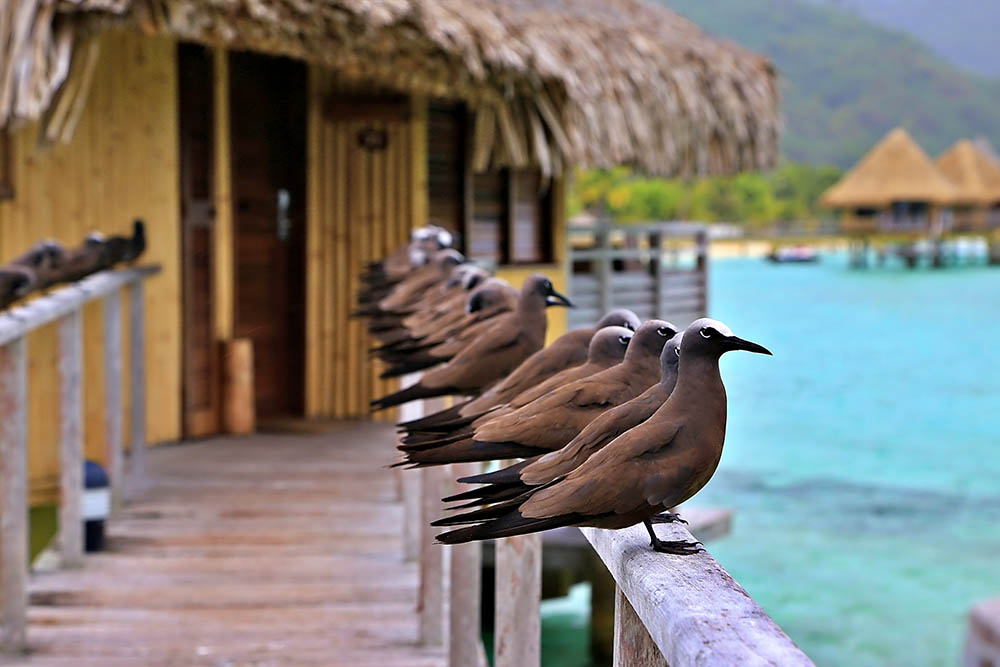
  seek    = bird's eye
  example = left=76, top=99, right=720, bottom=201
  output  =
left=657, top=326, right=672, bottom=337
left=618, top=335, right=631, bottom=345
left=674, top=346, right=681, bottom=358
left=544, top=280, right=552, bottom=290
left=700, top=327, right=714, bottom=339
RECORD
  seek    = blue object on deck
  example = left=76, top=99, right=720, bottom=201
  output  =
left=83, top=460, right=110, bottom=552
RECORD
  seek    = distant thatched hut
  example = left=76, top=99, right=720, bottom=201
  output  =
left=936, top=140, right=1000, bottom=231
left=1, top=0, right=777, bottom=504
left=821, top=127, right=957, bottom=236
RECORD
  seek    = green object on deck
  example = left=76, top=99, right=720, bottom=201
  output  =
left=29, top=505, right=57, bottom=562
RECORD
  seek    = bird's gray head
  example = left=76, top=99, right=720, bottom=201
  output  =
left=659, top=332, right=682, bottom=387
left=41, top=240, right=64, bottom=263
left=411, top=227, right=436, bottom=242
left=0, top=267, right=34, bottom=296
left=460, top=267, right=489, bottom=291
left=595, top=308, right=641, bottom=332
left=85, top=232, right=106, bottom=246
left=520, top=274, right=573, bottom=309
left=680, top=318, right=772, bottom=359
left=587, top=326, right=633, bottom=365
left=466, top=278, right=514, bottom=314
left=431, top=249, right=465, bottom=270
left=624, top=319, right=679, bottom=363
left=435, top=229, right=454, bottom=249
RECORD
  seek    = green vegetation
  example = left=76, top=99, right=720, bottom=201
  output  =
left=569, top=163, right=843, bottom=229
left=30, top=505, right=57, bottom=561
left=663, top=0, right=1000, bottom=167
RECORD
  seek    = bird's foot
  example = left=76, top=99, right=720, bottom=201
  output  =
left=650, top=511, right=687, bottom=525
left=649, top=538, right=703, bottom=556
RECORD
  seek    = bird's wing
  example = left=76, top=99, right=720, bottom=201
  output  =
left=519, top=418, right=683, bottom=519
left=422, top=324, right=525, bottom=390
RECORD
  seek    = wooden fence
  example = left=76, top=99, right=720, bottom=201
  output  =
left=0, top=265, right=158, bottom=653
left=399, top=388, right=814, bottom=667
left=567, top=222, right=709, bottom=330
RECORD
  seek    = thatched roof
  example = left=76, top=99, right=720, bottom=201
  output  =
left=2, top=0, right=779, bottom=177
left=936, top=140, right=1000, bottom=206
left=821, top=127, right=958, bottom=209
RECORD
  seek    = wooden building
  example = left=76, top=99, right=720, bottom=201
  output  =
left=821, top=127, right=958, bottom=236
left=936, top=139, right=1000, bottom=231
left=0, top=0, right=778, bottom=505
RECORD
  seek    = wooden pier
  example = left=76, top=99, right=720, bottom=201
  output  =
left=3, top=424, right=446, bottom=667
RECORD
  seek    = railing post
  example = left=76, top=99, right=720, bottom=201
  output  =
left=57, top=309, right=84, bottom=568
left=102, top=290, right=124, bottom=505
left=419, top=396, right=449, bottom=647
left=0, top=337, right=28, bottom=654
left=596, top=223, right=611, bottom=315
left=494, top=532, right=542, bottom=667
left=448, top=461, right=482, bottom=667
left=398, top=373, right=423, bottom=562
left=128, top=280, right=147, bottom=480
left=613, top=585, right=667, bottom=667
left=695, top=229, right=709, bottom=315
left=650, top=229, right=663, bottom=320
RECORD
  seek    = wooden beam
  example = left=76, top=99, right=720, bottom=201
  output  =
left=57, top=310, right=84, bottom=567
left=449, top=462, right=483, bottom=667
left=213, top=47, right=234, bottom=341
left=581, top=523, right=814, bottom=666
left=0, top=336, right=27, bottom=653
left=103, top=290, right=123, bottom=506
left=418, top=398, right=449, bottom=647
left=613, top=585, right=667, bottom=667
left=128, top=280, right=147, bottom=479
left=494, top=532, right=542, bottom=667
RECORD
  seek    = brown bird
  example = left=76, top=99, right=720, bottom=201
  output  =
left=435, top=318, right=771, bottom=555
left=0, top=265, right=38, bottom=310
left=397, top=319, right=678, bottom=466
left=104, top=219, right=146, bottom=266
left=398, top=308, right=642, bottom=433
left=55, top=235, right=112, bottom=284
left=399, top=318, right=641, bottom=446
left=377, top=249, right=465, bottom=315
left=443, top=332, right=683, bottom=509
left=370, top=273, right=572, bottom=411
left=10, top=240, right=66, bottom=289
left=377, top=278, right=520, bottom=377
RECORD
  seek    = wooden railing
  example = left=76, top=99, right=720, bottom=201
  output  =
left=568, top=221, right=709, bottom=330
left=398, top=389, right=814, bottom=667
left=0, top=265, right=158, bottom=653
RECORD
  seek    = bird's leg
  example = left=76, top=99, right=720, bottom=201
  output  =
left=642, top=519, right=703, bottom=556
left=650, top=511, right=687, bottom=525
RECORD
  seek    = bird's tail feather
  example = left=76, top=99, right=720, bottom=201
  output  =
left=435, top=511, right=584, bottom=544
left=371, top=383, right=454, bottom=412
left=397, top=401, right=469, bottom=430
left=400, top=440, right=547, bottom=466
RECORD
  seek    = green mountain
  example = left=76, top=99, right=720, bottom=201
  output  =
left=664, top=0, right=1000, bottom=167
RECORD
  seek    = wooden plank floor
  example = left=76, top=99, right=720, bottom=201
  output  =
left=3, top=422, right=446, bottom=667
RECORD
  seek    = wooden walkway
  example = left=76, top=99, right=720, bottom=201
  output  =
left=2, top=422, right=446, bottom=667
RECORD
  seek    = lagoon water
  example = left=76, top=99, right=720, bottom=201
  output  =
left=542, top=253, right=1000, bottom=666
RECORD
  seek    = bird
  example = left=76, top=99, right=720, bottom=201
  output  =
left=434, top=318, right=771, bottom=555
left=398, top=318, right=643, bottom=446
left=104, top=219, right=146, bottom=266
left=376, top=249, right=465, bottom=317
left=396, top=319, right=678, bottom=466
left=55, top=234, right=112, bottom=284
left=442, top=331, right=683, bottom=510
left=10, top=240, right=66, bottom=289
left=397, top=308, right=642, bottom=434
left=0, top=265, right=38, bottom=310
left=370, top=273, right=572, bottom=411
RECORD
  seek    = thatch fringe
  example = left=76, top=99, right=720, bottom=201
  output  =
left=2, top=0, right=780, bottom=177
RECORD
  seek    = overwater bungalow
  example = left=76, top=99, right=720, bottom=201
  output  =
left=821, top=127, right=958, bottom=236
left=936, top=139, right=1000, bottom=232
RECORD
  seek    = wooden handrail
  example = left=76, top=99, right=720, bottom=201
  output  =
left=582, top=523, right=814, bottom=666
left=0, top=265, right=160, bottom=654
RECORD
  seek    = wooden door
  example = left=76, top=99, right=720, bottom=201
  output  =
left=179, top=43, right=219, bottom=437
left=229, top=52, right=307, bottom=419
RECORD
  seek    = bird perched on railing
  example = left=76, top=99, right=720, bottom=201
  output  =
left=10, top=239, right=66, bottom=290
left=370, top=273, right=572, bottom=411
left=103, top=219, right=146, bottom=266
left=0, top=265, right=38, bottom=310
left=434, top=318, right=771, bottom=555
left=397, top=319, right=677, bottom=466
left=442, top=332, right=684, bottom=510
left=398, top=308, right=642, bottom=434
left=56, top=234, right=112, bottom=284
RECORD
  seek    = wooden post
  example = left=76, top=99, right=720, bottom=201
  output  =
left=419, top=463, right=446, bottom=646
left=449, top=462, right=482, bottom=667
left=650, top=229, right=663, bottom=320
left=103, top=291, right=124, bottom=504
left=0, top=337, right=28, bottom=653
left=613, top=586, right=667, bottom=667
left=57, top=310, right=84, bottom=568
left=128, top=280, right=146, bottom=480
left=494, top=533, right=542, bottom=667
left=398, top=373, right=423, bottom=562
left=695, top=229, right=709, bottom=316
left=596, top=224, right=611, bottom=315
left=222, top=338, right=255, bottom=434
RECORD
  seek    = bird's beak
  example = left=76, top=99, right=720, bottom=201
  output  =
left=545, top=288, right=574, bottom=308
left=725, top=336, right=772, bottom=355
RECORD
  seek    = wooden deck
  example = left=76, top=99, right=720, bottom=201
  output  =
left=2, top=422, right=446, bottom=667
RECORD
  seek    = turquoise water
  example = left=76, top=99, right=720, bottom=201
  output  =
left=697, top=254, right=1000, bottom=666
left=541, top=254, right=1000, bottom=666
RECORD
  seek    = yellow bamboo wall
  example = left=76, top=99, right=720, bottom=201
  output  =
left=0, top=32, right=181, bottom=505
left=305, top=69, right=425, bottom=418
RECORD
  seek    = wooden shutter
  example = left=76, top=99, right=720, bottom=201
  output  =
left=0, top=130, right=12, bottom=200
left=470, top=170, right=507, bottom=264
left=509, top=169, right=551, bottom=264
left=427, top=103, right=466, bottom=240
